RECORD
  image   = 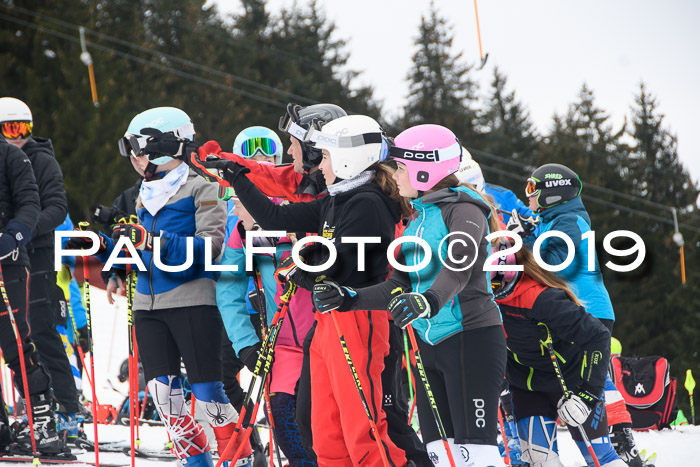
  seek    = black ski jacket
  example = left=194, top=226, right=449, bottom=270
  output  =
left=0, top=137, right=40, bottom=267
left=496, top=273, right=610, bottom=396
left=21, top=137, right=67, bottom=250
left=233, top=173, right=401, bottom=289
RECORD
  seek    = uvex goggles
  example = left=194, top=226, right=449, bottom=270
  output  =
left=278, top=103, right=308, bottom=141
left=1, top=121, right=33, bottom=139
left=118, top=134, right=149, bottom=158
left=239, top=137, right=278, bottom=158
left=387, top=140, right=462, bottom=163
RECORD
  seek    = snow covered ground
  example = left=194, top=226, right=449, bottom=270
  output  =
left=1, top=287, right=696, bottom=466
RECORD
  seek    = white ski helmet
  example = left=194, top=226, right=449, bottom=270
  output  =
left=121, top=107, right=195, bottom=165
left=0, top=97, right=32, bottom=123
left=456, top=152, right=485, bottom=192
left=309, top=115, right=388, bottom=180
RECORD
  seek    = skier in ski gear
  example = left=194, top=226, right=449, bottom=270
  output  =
left=192, top=114, right=412, bottom=466
left=232, top=126, right=284, bottom=165
left=492, top=244, right=626, bottom=467
left=83, top=107, right=250, bottom=467
left=0, top=97, right=85, bottom=441
left=312, top=124, right=508, bottom=466
left=525, top=163, right=644, bottom=466
left=0, top=132, right=69, bottom=456
left=217, top=193, right=315, bottom=467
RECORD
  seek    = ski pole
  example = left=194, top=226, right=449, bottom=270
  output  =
left=405, top=325, right=457, bottom=467
left=497, top=403, right=511, bottom=465
left=78, top=222, right=100, bottom=467
left=65, top=292, right=98, bottom=405
left=0, top=264, right=39, bottom=461
left=215, top=284, right=296, bottom=467
left=685, top=369, right=695, bottom=425
left=223, top=298, right=292, bottom=467
left=403, top=331, right=414, bottom=422
left=126, top=271, right=137, bottom=467
left=330, top=310, right=392, bottom=467
left=538, top=323, right=601, bottom=467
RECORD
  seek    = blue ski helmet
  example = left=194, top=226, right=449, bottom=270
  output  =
left=124, top=107, right=195, bottom=165
left=233, top=126, right=284, bottom=165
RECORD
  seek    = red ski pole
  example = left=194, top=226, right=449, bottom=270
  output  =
left=497, top=404, right=511, bottom=465
left=216, top=286, right=295, bottom=467
left=0, top=264, right=38, bottom=460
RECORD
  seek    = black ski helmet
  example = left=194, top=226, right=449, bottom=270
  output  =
left=278, top=103, right=347, bottom=171
left=526, top=163, right=582, bottom=210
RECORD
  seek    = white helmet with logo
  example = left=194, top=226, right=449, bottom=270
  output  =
left=309, top=115, right=388, bottom=180
left=456, top=150, right=485, bottom=192
left=0, top=97, right=32, bottom=123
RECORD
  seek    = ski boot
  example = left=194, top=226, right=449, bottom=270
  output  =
left=9, top=391, right=72, bottom=458
left=609, top=423, right=643, bottom=467
left=58, top=411, right=90, bottom=450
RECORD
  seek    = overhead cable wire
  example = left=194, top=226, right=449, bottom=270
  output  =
left=0, top=12, right=288, bottom=109
left=1, top=3, right=320, bottom=105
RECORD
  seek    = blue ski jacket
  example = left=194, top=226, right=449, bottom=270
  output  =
left=536, top=197, right=615, bottom=321
left=98, top=168, right=226, bottom=311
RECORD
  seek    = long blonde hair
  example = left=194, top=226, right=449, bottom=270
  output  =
left=515, top=247, right=583, bottom=306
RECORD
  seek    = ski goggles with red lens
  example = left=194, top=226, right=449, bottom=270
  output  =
left=525, top=178, right=541, bottom=197
left=239, top=137, right=278, bottom=158
left=118, top=134, right=148, bottom=158
left=1, top=121, right=33, bottom=139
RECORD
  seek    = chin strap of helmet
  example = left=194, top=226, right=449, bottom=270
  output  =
left=143, top=162, right=158, bottom=181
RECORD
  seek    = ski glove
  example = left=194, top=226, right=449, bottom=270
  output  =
left=239, top=345, right=261, bottom=373
left=388, top=292, right=431, bottom=329
left=76, top=326, right=90, bottom=354
left=185, top=150, right=250, bottom=195
left=0, top=219, right=32, bottom=260
left=312, top=280, right=357, bottom=313
left=141, top=127, right=200, bottom=161
left=506, top=209, right=540, bottom=238
left=111, top=224, right=157, bottom=251
left=66, top=231, right=108, bottom=252
left=557, top=391, right=597, bottom=427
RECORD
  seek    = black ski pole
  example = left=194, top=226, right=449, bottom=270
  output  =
left=538, top=323, right=601, bottom=467
left=405, top=325, right=457, bottom=467
left=0, top=263, right=38, bottom=460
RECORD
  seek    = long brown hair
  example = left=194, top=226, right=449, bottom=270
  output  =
left=374, top=163, right=413, bottom=219
left=515, top=246, right=583, bottom=306
left=427, top=174, right=502, bottom=234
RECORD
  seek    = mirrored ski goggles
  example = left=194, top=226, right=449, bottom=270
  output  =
left=1, top=121, right=33, bottom=139
left=118, top=134, right=148, bottom=158
left=526, top=178, right=542, bottom=197
left=239, top=137, right=278, bottom=158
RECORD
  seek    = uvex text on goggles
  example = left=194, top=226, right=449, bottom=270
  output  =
left=1, top=121, right=33, bottom=139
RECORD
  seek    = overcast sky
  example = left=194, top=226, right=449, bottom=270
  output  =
left=212, top=0, right=700, bottom=185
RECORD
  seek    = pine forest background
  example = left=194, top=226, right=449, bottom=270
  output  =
left=2, top=1, right=699, bottom=417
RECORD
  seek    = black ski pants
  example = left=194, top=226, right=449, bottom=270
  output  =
left=27, top=247, right=80, bottom=413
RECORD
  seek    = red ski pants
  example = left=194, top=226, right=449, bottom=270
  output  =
left=310, top=310, right=406, bottom=467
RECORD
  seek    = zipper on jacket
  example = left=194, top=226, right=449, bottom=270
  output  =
left=149, top=211, right=161, bottom=311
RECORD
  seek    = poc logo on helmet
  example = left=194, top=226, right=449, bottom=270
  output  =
left=544, top=179, right=572, bottom=188
left=544, top=173, right=563, bottom=179
left=334, top=127, right=349, bottom=136
left=402, top=150, right=437, bottom=161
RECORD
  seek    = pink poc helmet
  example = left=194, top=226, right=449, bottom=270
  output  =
left=389, top=124, right=463, bottom=191
left=490, top=241, right=518, bottom=297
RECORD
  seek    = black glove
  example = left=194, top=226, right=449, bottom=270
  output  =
left=312, top=280, right=358, bottom=313
left=0, top=219, right=32, bottom=259
left=388, top=292, right=432, bottom=329
left=76, top=326, right=90, bottom=354
left=238, top=345, right=261, bottom=373
left=111, top=223, right=157, bottom=251
left=506, top=209, right=540, bottom=238
left=66, top=231, right=108, bottom=252
left=94, top=205, right=135, bottom=228
left=141, top=127, right=200, bottom=161
left=186, top=154, right=250, bottom=187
